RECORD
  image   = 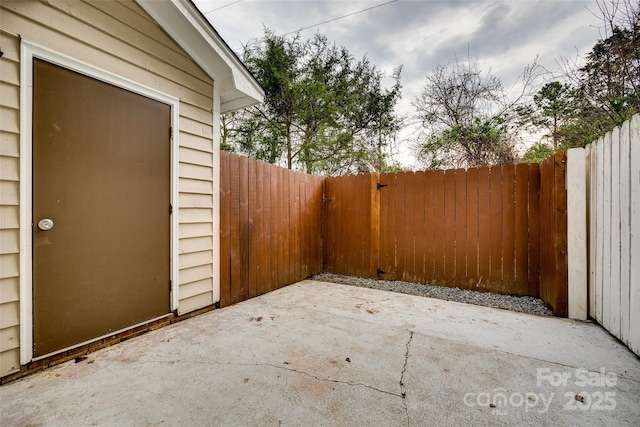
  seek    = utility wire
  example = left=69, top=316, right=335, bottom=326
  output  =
left=203, top=0, right=242, bottom=15
left=226, top=0, right=398, bottom=53
left=279, top=0, right=398, bottom=38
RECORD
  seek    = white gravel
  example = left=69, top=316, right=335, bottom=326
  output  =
left=311, top=272, right=554, bottom=317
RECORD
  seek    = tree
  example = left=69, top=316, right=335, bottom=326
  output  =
left=557, top=0, right=640, bottom=146
left=413, top=56, right=539, bottom=168
left=522, top=82, right=578, bottom=149
left=581, top=0, right=639, bottom=122
left=517, top=81, right=579, bottom=151
left=225, top=29, right=403, bottom=175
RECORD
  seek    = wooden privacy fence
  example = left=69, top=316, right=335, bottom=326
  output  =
left=220, top=152, right=569, bottom=315
left=219, top=152, right=323, bottom=307
left=378, top=165, right=541, bottom=296
left=323, top=160, right=568, bottom=309
left=586, top=114, right=640, bottom=355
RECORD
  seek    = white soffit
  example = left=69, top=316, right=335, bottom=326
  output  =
left=137, top=0, right=264, bottom=113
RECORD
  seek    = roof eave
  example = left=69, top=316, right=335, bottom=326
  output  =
left=136, top=0, right=264, bottom=113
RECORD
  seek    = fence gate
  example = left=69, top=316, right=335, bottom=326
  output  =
left=322, top=164, right=553, bottom=299
left=322, top=173, right=379, bottom=278
left=587, top=114, right=640, bottom=356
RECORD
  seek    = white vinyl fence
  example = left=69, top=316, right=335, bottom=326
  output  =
left=583, top=114, right=640, bottom=356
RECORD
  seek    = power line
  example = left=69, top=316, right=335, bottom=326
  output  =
left=279, top=0, right=398, bottom=38
left=202, top=0, right=242, bottom=15
left=227, top=0, right=398, bottom=53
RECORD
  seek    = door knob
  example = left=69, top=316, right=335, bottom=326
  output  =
left=37, top=218, right=54, bottom=231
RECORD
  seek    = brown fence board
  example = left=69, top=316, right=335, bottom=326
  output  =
left=339, top=175, right=351, bottom=275
left=514, top=163, right=529, bottom=294
left=403, top=172, right=416, bottom=281
left=502, top=165, right=516, bottom=294
left=466, top=168, right=479, bottom=288
left=350, top=175, right=362, bottom=277
left=219, top=151, right=231, bottom=307
left=299, top=172, right=306, bottom=280
left=443, top=170, right=456, bottom=286
left=228, top=154, right=241, bottom=305
left=313, top=176, right=322, bottom=273
left=538, top=152, right=568, bottom=315
left=540, top=156, right=552, bottom=304
left=307, top=175, right=314, bottom=278
left=424, top=171, right=436, bottom=280
left=432, top=171, right=446, bottom=286
left=346, top=175, right=356, bottom=274
left=238, top=156, right=250, bottom=302
left=391, top=172, right=398, bottom=279
left=379, top=173, right=391, bottom=277
left=323, top=177, right=336, bottom=272
left=262, top=164, right=278, bottom=293
left=489, top=166, right=503, bottom=289
left=477, top=167, right=491, bottom=290
left=248, top=159, right=258, bottom=298
left=281, top=168, right=291, bottom=286
left=528, top=163, right=541, bottom=296
left=393, top=173, right=405, bottom=280
left=553, top=152, right=568, bottom=316
left=355, top=175, right=365, bottom=276
left=313, top=177, right=320, bottom=270
left=369, top=173, right=381, bottom=278
left=293, top=171, right=301, bottom=282
left=301, top=174, right=308, bottom=279
left=359, top=174, right=368, bottom=275
left=455, top=169, right=467, bottom=285
left=334, top=176, right=345, bottom=274
left=271, top=163, right=279, bottom=291
left=414, top=171, right=427, bottom=282
left=378, top=175, right=388, bottom=276
left=255, top=161, right=267, bottom=296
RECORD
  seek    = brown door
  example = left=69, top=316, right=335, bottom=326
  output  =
left=32, top=59, right=171, bottom=357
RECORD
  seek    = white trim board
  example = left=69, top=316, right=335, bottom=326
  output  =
left=19, top=40, right=180, bottom=365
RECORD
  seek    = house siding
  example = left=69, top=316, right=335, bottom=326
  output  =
left=0, top=30, right=21, bottom=375
left=0, top=0, right=218, bottom=376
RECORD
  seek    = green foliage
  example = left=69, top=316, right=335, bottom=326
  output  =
left=417, top=116, right=515, bottom=168
left=224, top=29, right=402, bottom=175
left=522, top=142, right=555, bottom=163
left=520, top=2, right=639, bottom=149
left=554, top=0, right=640, bottom=146
left=578, top=25, right=640, bottom=125
left=517, top=81, right=579, bottom=149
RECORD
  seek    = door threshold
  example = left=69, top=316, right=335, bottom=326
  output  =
left=32, top=313, right=173, bottom=362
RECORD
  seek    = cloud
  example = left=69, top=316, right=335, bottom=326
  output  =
left=195, top=0, right=604, bottom=165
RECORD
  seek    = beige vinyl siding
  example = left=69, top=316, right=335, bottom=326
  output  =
left=177, top=107, right=215, bottom=314
left=0, top=0, right=218, bottom=375
left=0, top=30, right=21, bottom=374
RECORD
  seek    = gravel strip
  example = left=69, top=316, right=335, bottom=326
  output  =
left=311, top=272, right=554, bottom=317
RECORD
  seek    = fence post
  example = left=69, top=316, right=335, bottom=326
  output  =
left=539, top=151, right=569, bottom=316
left=368, top=173, right=381, bottom=278
left=566, top=148, right=588, bottom=320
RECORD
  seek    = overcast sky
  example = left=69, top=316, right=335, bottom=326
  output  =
left=193, top=0, right=605, bottom=167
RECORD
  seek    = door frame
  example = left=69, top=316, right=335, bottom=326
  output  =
left=19, top=41, right=180, bottom=365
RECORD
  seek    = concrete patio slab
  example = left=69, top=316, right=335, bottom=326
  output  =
left=1, top=280, right=639, bottom=426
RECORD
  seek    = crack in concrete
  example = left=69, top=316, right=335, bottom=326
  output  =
left=400, top=331, right=413, bottom=427
left=257, top=362, right=402, bottom=398
left=110, top=357, right=403, bottom=398
left=100, top=330, right=419, bottom=425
